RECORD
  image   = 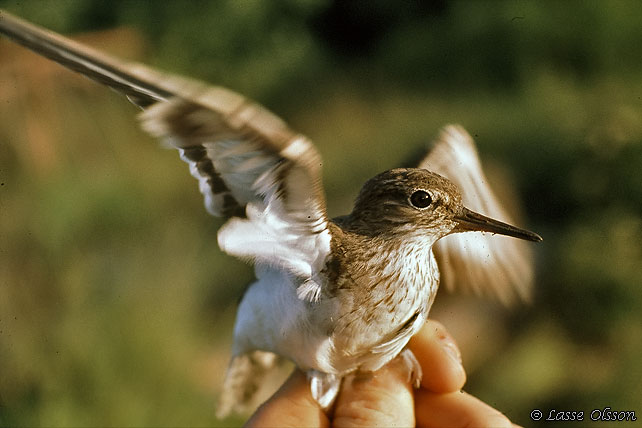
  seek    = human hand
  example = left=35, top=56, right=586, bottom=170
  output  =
left=246, top=320, right=519, bottom=427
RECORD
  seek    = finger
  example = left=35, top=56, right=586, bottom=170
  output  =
left=245, top=370, right=329, bottom=428
left=415, top=390, right=514, bottom=428
left=408, top=320, right=466, bottom=393
left=332, top=357, right=415, bottom=427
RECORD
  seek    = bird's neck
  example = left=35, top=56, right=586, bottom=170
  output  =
left=326, top=221, right=441, bottom=298
left=322, top=222, right=441, bottom=362
left=364, top=233, right=440, bottom=293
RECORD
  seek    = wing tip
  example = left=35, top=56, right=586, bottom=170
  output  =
left=436, top=124, right=477, bottom=152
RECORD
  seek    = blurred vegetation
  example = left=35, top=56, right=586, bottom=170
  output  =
left=1, top=0, right=641, bottom=426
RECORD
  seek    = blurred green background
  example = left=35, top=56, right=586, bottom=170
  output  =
left=1, top=0, right=641, bottom=426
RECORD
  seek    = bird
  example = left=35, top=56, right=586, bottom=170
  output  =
left=0, top=9, right=542, bottom=418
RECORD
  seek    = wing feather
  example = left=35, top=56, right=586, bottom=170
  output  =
left=0, top=10, right=331, bottom=293
left=419, top=125, right=534, bottom=304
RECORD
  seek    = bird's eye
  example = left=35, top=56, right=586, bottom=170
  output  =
left=409, top=190, right=432, bottom=209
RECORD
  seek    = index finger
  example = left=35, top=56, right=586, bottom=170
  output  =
left=332, top=355, right=415, bottom=427
left=408, top=320, right=466, bottom=393
left=245, top=370, right=329, bottom=428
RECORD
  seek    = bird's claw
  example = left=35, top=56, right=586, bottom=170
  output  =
left=399, top=348, right=423, bottom=388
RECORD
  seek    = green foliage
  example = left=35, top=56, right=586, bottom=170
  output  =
left=1, top=0, right=641, bottom=426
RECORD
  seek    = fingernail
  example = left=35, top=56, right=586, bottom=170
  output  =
left=440, top=334, right=463, bottom=365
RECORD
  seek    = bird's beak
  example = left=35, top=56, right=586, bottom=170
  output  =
left=454, top=207, right=542, bottom=242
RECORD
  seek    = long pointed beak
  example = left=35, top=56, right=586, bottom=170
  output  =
left=454, top=207, right=542, bottom=242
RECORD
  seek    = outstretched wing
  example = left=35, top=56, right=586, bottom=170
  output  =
left=0, top=10, right=332, bottom=291
left=419, top=125, right=534, bottom=305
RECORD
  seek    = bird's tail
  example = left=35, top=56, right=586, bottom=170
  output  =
left=216, top=350, right=279, bottom=419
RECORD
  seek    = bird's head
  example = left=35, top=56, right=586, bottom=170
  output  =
left=349, top=168, right=541, bottom=243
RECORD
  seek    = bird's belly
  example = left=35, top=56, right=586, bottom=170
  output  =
left=328, top=280, right=433, bottom=373
left=232, top=267, right=340, bottom=373
left=233, top=250, right=439, bottom=376
left=324, top=250, right=441, bottom=374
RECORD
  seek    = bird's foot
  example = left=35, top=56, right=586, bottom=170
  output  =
left=399, top=348, right=423, bottom=388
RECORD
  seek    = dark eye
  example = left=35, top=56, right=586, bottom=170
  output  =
left=410, top=190, right=432, bottom=208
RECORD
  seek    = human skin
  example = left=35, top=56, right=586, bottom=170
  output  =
left=246, top=320, right=520, bottom=427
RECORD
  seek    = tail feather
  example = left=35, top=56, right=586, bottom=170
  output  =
left=216, top=351, right=279, bottom=419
